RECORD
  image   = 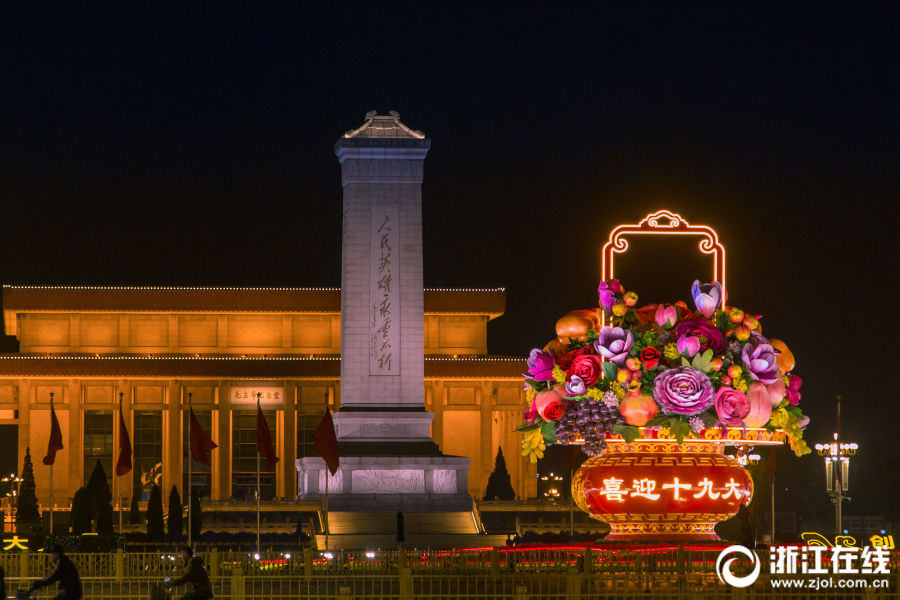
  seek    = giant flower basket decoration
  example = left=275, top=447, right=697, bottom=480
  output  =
left=519, top=211, right=810, bottom=540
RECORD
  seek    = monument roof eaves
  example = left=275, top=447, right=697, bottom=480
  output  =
left=341, top=110, right=426, bottom=140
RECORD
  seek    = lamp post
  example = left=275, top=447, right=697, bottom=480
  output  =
left=815, top=435, right=857, bottom=536
left=2, top=473, right=23, bottom=532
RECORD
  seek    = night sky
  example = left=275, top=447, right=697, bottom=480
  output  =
left=2, top=5, right=898, bottom=520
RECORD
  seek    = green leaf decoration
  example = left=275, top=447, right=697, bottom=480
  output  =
left=646, top=414, right=673, bottom=427
left=516, top=423, right=540, bottom=432
left=670, top=419, right=690, bottom=444
left=601, top=361, right=618, bottom=382
left=541, top=420, right=558, bottom=444
left=681, top=357, right=691, bottom=367
left=613, top=423, right=640, bottom=443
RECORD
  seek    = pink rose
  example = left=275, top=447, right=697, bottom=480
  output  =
left=714, top=386, right=751, bottom=426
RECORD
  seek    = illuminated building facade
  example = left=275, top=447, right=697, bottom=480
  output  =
left=0, top=286, right=534, bottom=510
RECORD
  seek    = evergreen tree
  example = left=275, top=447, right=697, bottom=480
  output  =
left=15, top=447, right=41, bottom=525
left=69, top=487, right=93, bottom=535
left=86, top=461, right=113, bottom=534
left=190, top=487, right=202, bottom=541
left=129, top=487, right=141, bottom=525
left=146, top=484, right=164, bottom=541
left=167, top=486, right=183, bottom=538
left=483, top=446, right=516, bottom=501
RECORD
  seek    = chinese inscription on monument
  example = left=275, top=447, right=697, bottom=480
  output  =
left=370, top=207, right=400, bottom=375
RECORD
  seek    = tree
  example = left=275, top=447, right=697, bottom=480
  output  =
left=167, top=486, right=183, bottom=539
left=146, top=484, right=164, bottom=541
left=69, top=487, right=93, bottom=535
left=15, top=447, right=41, bottom=526
left=129, top=485, right=141, bottom=525
left=483, top=446, right=516, bottom=501
left=190, top=487, right=202, bottom=542
left=86, top=461, right=113, bottom=534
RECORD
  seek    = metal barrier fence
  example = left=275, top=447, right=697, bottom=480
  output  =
left=1, top=548, right=898, bottom=599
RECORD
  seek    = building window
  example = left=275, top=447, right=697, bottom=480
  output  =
left=133, top=412, right=162, bottom=497
left=184, top=410, right=213, bottom=498
left=83, top=411, right=113, bottom=486
left=231, top=410, right=276, bottom=501
left=297, top=414, right=321, bottom=458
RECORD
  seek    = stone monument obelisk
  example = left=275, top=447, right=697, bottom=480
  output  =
left=296, top=112, right=471, bottom=511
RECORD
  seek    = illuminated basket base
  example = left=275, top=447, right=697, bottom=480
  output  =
left=572, top=431, right=781, bottom=541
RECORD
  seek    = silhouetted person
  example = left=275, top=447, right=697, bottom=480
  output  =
left=29, top=547, right=82, bottom=600
left=738, top=504, right=756, bottom=549
left=166, top=546, right=213, bottom=600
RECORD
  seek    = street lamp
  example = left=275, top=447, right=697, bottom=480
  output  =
left=1, top=473, right=23, bottom=531
left=815, top=433, right=857, bottom=536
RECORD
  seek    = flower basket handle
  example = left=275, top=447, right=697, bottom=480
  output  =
left=601, top=209, right=726, bottom=308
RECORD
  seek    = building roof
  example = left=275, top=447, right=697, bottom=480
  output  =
left=342, top=111, right=425, bottom=139
left=0, top=354, right=525, bottom=379
left=2, top=286, right=506, bottom=333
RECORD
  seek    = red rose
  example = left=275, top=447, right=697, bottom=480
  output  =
left=543, top=402, right=566, bottom=421
left=640, top=347, right=661, bottom=370
left=567, top=353, right=603, bottom=387
left=557, top=346, right=590, bottom=370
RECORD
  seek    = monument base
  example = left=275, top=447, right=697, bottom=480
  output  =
left=297, top=455, right=472, bottom=511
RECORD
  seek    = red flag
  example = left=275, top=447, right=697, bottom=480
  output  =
left=313, top=409, right=340, bottom=476
left=42, top=400, right=64, bottom=466
left=116, top=404, right=133, bottom=476
left=189, top=408, right=218, bottom=466
left=256, top=401, right=279, bottom=471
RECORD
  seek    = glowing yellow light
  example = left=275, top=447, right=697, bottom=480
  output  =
left=601, top=209, right=726, bottom=311
left=2, top=535, right=28, bottom=551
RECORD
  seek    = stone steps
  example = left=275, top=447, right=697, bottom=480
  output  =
left=316, top=533, right=508, bottom=550
left=327, top=511, right=479, bottom=535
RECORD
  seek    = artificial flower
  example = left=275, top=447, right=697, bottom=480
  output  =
left=741, top=337, right=780, bottom=384
left=567, top=353, right=604, bottom=387
left=526, top=348, right=556, bottom=381
left=786, top=374, right=802, bottom=405
left=714, top=386, right=751, bottom=426
left=652, top=367, right=715, bottom=415
left=691, top=280, right=724, bottom=318
left=675, top=320, right=728, bottom=354
left=594, top=326, right=634, bottom=365
left=565, top=375, right=586, bottom=396
left=655, top=304, right=678, bottom=328
left=677, top=335, right=700, bottom=358
left=597, top=279, right=622, bottom=310
left=640, top=346, right=661, bottom=369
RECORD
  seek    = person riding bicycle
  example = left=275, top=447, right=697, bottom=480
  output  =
left=29, top=547, right=82, bottom=600
left=165, top=546, right=213, bottom=600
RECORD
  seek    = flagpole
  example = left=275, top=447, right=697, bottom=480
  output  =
left=256, top=393, right=261, bottom=557
left=49, top=392, right=54, bottom=535
left=118, top=392, right=124, bottom=534
left=188, top=393, right=193, bottom=549
left=324, top=468, right=329, bottom=551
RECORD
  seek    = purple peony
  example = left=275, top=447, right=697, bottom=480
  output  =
left=594, top=326, right=634, bottom=365
left=526, top=348, right=555, bottom=381
left=597, top=279, right=622, bottom=310
left=741, top=338, right=780, bottom=384
left=653, top=367, right=715, bottom=415
left=675, top=320, right=728, bottom=354
left=691, top=280, right=723, bottom=318
left=714, top=386, right=751, bottom=426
